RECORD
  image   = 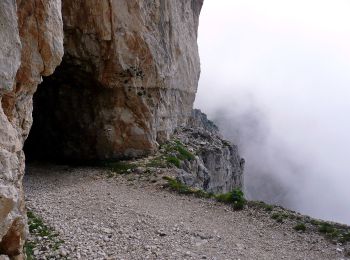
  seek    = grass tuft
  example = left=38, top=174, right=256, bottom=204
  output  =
left=163, top=177, right=245, bottom=210
left=174, top=141, right=195, bottom=161
left=294, top=223, right=306, bottom=232
left=146, top=157, right=167, bottom=168
left=248, top=201, right=274, bottom=211
left=271, top=212, right=285, bottom=223
left=25, top=211, right=65, bottom=259
left=215, top=189, right=245, bottom=210
left=24, top=241, right=35, bottom=260
left=166, top=156, right=181, bottom=168
left=106, top=161, right=137, bottom=174
left=163, top=176, right=193, bottom=194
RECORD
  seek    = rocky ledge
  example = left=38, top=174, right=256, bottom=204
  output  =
left=173, top=109, right=244, bottom=193
left=101, top=109, right=244, bottom=195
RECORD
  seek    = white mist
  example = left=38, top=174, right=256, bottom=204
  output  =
left=195, top=0, right=350, bottom=225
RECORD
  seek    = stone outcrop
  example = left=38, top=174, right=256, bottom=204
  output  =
left=24, top=0, right=203, bottom=161
left=0, top=0, right=244, bottom=258
left=174, top=109, right=244, bottom=193
left=0, top=0, right=64, bottom=258
left=1, top=0, right=204, bottom=257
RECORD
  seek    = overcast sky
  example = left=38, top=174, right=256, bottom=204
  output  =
left=195, top=0, right=350, bottom=224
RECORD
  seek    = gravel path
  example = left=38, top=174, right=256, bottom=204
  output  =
left=24, top=164, right=347, bottom=260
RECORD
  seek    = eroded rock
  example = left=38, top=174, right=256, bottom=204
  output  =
left=0, top=0, right=64, bottom=258
left=24, top=0, right=204, bottom=161
left=175, top=109, right=244, bottom=193
left=1, top=1, right=204, bottom=257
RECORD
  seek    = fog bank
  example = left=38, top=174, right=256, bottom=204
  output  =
left=195, top=0, right=350, bottom=224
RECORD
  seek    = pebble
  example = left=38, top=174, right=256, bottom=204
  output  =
left=59, top=249, right=67, bottom=257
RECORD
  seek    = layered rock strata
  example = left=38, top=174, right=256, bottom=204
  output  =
left=175, top=109, right=244, bottom=193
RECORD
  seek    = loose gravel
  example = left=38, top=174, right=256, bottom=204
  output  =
left=24, top=164, right=349, bottom=260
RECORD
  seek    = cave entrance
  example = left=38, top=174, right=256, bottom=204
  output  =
left=23, top=61, right=110, bottom=164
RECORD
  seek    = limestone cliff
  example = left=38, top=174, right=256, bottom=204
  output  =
left=0, top=0, right=63, bottom=258
left=0, top=0, right=204, bottom=258
left=24, top=0, right=203, bottom=161
left=175, top=109, right=244, bottom=193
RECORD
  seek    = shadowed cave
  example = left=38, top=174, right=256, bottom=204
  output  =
left=24, top=61, right=108, bottom=163
left=24, top=60, right=156, bottom=164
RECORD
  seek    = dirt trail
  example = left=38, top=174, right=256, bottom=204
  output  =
left=24, top=164, right=347, bottom=260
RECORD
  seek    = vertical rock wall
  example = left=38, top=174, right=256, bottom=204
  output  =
left=1, top=0, right=204, bottom=257
left=0, top=0, right=63, bottom=258
left=24, top=0, right=204, bottom=161
left=176, top=110, right=245, bottom=193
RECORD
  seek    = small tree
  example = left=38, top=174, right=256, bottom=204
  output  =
left=232, top=188, right=245, bottom=210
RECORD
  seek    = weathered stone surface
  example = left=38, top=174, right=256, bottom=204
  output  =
left=0, top=0, right=63, bottom=258
left=1, top=0, right=205, bottom=257
left=0, top=0, right=21, bottom=95
left=175, top=109, right=244, bottom=193
left=1, top=0, right=203, bottom=256
left=24, top=0, right=203, bottom=161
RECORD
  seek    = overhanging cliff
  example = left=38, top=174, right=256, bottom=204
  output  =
left=25, top=0, right=203, bottom=161
left=0, top=0, right=203, bottom=258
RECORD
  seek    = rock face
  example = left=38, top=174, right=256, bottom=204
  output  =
left=175, top=109, right=244, bottom=193
left=0, top=0, right=244, bottom=258
left=0, top=0, right=64, bottom=258
left=1, top=0, right=204, bottom=257
left=24, top=0, right=203, bottom=161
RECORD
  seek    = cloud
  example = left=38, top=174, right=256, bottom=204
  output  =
left=195, top=0, right=350, bottom=224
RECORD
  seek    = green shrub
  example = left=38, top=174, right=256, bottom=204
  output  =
left=175, top=143, right=195, bottom=161
left=247, top=201, right=273, bottom=211
left=215, top=192, right=233, bottom=203
left=264, top=204, right=273, bottom=211
left=318, top=223, right=335, bottom=234
left=162, top=140, right=195, bottom=162
left=164, top=176, right=192, bottom=194
left=271, top=213, right=280, bottom=219
left=317, top=223, right=341, bottom=239
left=271, top=212, right=284, bottom=223
left=233, top=199, right=245, bottom=210
left=162, top=176, right=214, bottom=199
left=282, top=213, right=290, bottom=219
left=215, top=188, right=245, bottom=210
left=339, top=232, right=350, bottom=243
left=310, top=219, right=322, bottom=226
left=162, top=177, right=246, bottom=210
left=232, top=188, right=245, bottom=210
left=294, top=223, right=306, bottom=232
left=193, top=189, right=213, bottom=198
left=313, top=222, right=350, bottom=242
